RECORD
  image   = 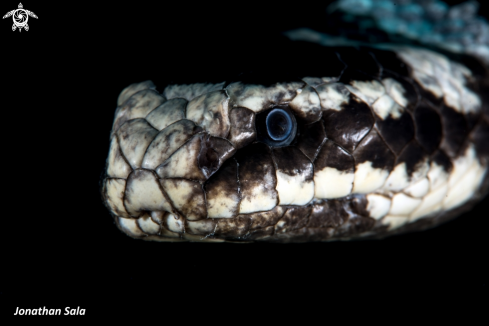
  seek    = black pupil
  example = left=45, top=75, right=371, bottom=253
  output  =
left=266, top=109, right=292, bottom=141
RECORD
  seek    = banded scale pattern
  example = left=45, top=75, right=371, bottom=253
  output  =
left=102, top=44, right=489, bottom=242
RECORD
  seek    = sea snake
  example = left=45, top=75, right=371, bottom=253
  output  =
left=101, top=0, right=489, bottom=242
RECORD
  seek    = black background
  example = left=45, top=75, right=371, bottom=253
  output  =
left=1, top=0, right=487, bottom=320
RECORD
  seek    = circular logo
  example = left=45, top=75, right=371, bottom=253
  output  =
left=13, top=9, right=27, bottom=27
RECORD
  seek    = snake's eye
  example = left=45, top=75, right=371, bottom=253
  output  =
left=256, top=106, right=297, bottom=147
left=266, top=109, right=293, bottom=141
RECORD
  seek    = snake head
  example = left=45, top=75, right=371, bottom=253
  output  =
left=102, top=42, right=489, bottom=242
left=103, top=74, right=329, bottom=240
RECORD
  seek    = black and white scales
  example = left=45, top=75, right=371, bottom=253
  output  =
left=101, top=27, right=489, bottom=242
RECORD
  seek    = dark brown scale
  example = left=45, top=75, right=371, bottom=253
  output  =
left=215, top=216, right=251, bottom=239
left=438, top=104, right=470, bottom=158
left=245, top=226, right=275, bottom=241
left=343, top=195, right=370, bottom=217
left=394, top=140, right=429, bottom=177
left=333, top=215, right=376, bottom=238
left=272, top=228, right=335, bottom=243
left=275, top=206, right=312, bottom=234
left=198, top=134, right=236, bottom=179
left=295, top=120, right=327, bottom=162
left=352, top=128, right=395, bottom=171
left=234, top=142, right=278, bottom=208
left=248, top=206, right=286, bottom=230
left=314, top=140, right=354, bottom=172
left=322, top=94, right=375, bottom=153
left=307, top=200, right=349, bottom=229
left=413, top=101, right=443, bottom=154
left=272, top=146, right=314, bottom=181
left=374, top=110, right=415, bottom=155
left=234, top=209, right=284, bottom=241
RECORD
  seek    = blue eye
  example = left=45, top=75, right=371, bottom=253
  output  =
left=255, top=106, right=297, bottom=147
left=266, top=109, right=293, bottom=141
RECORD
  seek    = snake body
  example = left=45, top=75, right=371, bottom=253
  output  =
left=101, top=39, right=489, bottom=242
